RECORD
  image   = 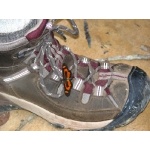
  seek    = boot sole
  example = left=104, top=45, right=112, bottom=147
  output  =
left=0, top=92, right=113, bottom=130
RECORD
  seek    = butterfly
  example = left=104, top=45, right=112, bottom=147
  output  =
left=62, top=63, right=73, bottom=96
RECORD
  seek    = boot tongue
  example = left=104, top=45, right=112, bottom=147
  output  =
left=77, top=62, right=90, bottom=79
left=63, top=53, right=90, bottom=79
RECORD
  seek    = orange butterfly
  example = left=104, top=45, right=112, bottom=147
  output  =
left=62, top=63, right=73, bottom=96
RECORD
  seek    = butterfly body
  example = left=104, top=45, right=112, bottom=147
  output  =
left=62, top=63, right=73, bottom=96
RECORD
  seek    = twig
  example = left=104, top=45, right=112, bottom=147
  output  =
left=140, top=45, right=150, bottom=52
left=96, top=54, right=150, bottom=61
left=84, top=19, right=91, bottom=48
left=15, top=114, right=37, bottom=131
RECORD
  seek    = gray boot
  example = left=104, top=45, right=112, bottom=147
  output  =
left=0, top=19, right=149, bottom=130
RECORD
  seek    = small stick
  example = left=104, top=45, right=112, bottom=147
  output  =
left=96, top=54, right=150, bottom=61
left=140, top=45, right=150, bottom=52
left=84, top=19, right=91, bottom=48
left=15, top=114, right=37, bottom=131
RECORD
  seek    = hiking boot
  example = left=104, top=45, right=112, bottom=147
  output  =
left=0, top=20, right=150, bottom=130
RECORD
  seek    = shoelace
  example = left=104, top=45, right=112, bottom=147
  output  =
left=28, top=20, right=101, bottom=98
left=26, top=20, right=114, bottom=103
